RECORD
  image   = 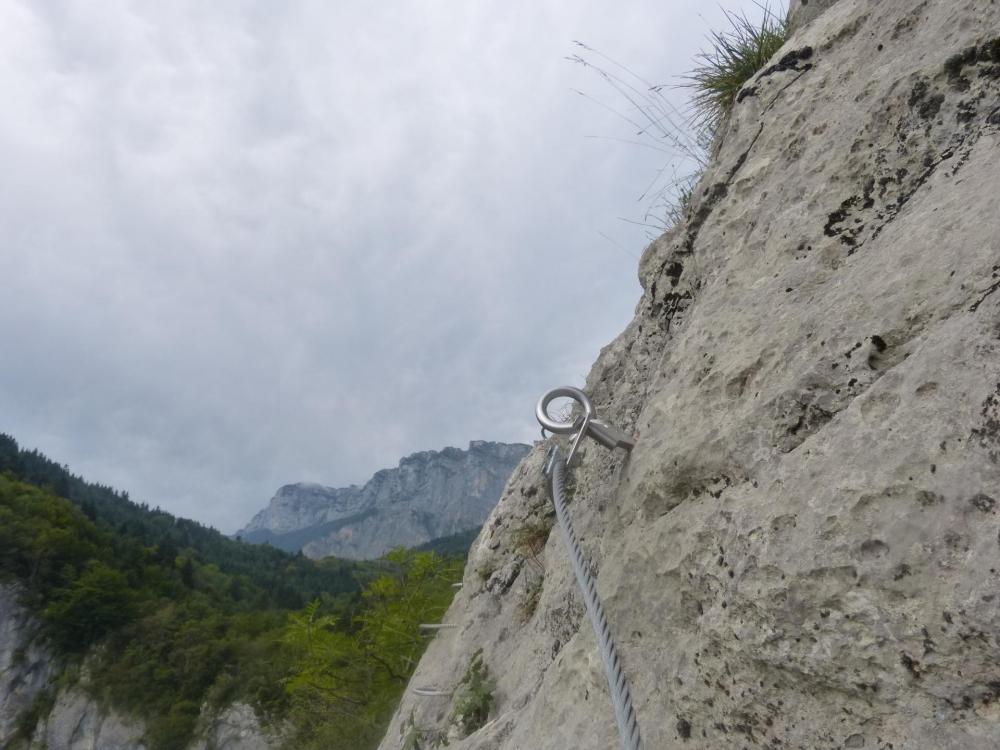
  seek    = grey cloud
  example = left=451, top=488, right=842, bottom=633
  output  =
left=0, top=0, right=774, bottom=530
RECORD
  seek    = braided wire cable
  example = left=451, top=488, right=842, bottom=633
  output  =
left=547, top=447, right=643, bottom=750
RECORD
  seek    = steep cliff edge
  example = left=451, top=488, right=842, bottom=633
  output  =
left=0, top=586, right=280, bottom=750
left=0, top=585, right=53, bottom=742
left=380, top=2, right=1000, bottom=748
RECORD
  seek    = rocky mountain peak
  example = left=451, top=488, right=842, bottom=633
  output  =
left=237, top=441, right=531, bottom=559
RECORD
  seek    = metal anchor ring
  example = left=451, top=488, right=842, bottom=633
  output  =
left=536, top=386, right=635, bottom=467
left=536, top=386, right=593, bottom=436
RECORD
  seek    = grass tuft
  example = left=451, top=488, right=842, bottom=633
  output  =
left=570, top=4, right=788, bottom=235
left=685, top=4, right=789, bottom=134
left=568, top=42, right=709, bottom=238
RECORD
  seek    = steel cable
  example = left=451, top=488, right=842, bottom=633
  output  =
left=547, top=447, right=643, bottom=750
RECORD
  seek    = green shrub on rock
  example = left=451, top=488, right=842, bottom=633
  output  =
left=450, top=649, right=495, bottom=737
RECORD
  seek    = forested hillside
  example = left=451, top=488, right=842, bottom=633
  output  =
left=0, top=434, right=464, bottom=750
left=0, top=433, right=358, bottom=608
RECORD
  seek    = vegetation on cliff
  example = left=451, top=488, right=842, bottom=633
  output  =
left=0, top=433, right=462, bottom=750
left=283, top=550, right=463, bottom=749
left=685, top=4, right=789, bottom=132
left=569, top=3, right=789, bottom=238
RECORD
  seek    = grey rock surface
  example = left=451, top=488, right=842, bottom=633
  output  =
left=241, top=481, right=365, bottom=536
left=30, top=688, right=147, bottom=750
left=0, top=585, right=53, bottom=744
left=187, top=702, right=282, bottom=750
left=238, top=441, right=531, bottom=559
left=787, top=0, right=842, bottom=32
left=379, top=2, right=1000, bottom=748
left=25, top=689, right=277, bottom=750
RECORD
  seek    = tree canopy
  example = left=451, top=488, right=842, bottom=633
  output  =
left=0, top=435, right=465, bottom=750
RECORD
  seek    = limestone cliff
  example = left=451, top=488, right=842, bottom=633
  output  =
left=379, top=2, right=1000, bottom=748
left=0, top=586, right=280, bottom=750
left=238, top=441, right=530, bottom=559
left=0, top=585, right=53, bottom=742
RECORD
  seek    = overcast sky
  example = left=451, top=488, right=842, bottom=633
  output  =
left=1, top=0, right=779, bottom=532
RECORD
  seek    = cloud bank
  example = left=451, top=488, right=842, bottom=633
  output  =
left=0, top=0, right=770, bottom=530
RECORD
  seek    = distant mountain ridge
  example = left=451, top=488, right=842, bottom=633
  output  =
left=238, top=440, right=531, bottom=559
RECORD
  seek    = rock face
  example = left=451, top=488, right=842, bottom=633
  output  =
left=0, top=586, right=145, bottom=750
left=238, top=441, right=531, bottom=559
left=30, top=689, right=147, bottom=750
left=379, top=2, right=1000, bottom=748
left=0, top=585, right=53, bottom=742
left=187, top=703, right=281, bottom=750
left=0, top=586, right=277, bottom=750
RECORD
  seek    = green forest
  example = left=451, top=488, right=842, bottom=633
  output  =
left=0, top=434, right=464, bottom=750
